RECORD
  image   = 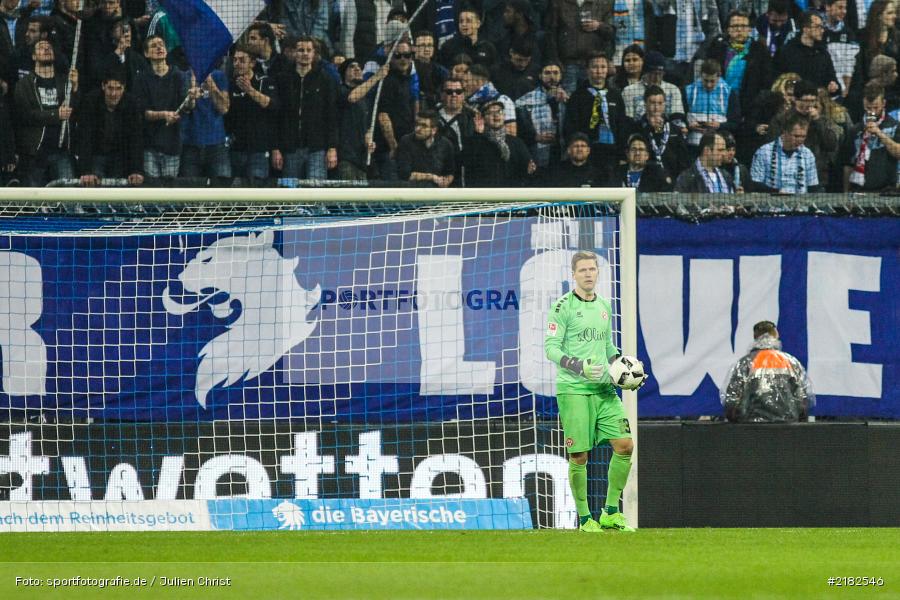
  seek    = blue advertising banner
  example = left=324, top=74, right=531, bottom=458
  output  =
left=208, top=498, right=533, bottom=531
left=0, top=215, right=896, bottom=419
left=636, top=217, right=898, bottom=418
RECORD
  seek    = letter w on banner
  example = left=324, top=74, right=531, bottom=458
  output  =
left=159, top=0, right=270, bottom=82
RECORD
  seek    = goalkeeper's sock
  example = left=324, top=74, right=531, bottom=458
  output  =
left=605, top=505, right=618, bottom=515
left=604, top=452, right=633, bottom=511
left=568, top=460, right=591, bottom=520
left=579, top=514, right=592, bottom=526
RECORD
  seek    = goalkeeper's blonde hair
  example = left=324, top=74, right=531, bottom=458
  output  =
left=571, top=250, right=599, bottom=273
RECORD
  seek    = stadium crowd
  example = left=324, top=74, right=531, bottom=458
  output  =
left=1, top=0, right=899, bottom=191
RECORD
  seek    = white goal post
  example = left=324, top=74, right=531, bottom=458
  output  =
left=0, top=187, right=637, bottom=531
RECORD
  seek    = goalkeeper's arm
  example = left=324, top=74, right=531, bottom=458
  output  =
left=545, top=325, right=608, bottom=380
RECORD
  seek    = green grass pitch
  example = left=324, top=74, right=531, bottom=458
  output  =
left=1, top=529, right=898, bottom=599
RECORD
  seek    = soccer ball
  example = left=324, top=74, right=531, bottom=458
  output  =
left=608, top=355, right=646, bottom=390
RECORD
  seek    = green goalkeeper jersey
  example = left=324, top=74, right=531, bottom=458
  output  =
left=544, top=290, right=619, bottom=395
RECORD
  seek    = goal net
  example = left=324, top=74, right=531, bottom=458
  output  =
left=0, top=188, right=636, bottom=531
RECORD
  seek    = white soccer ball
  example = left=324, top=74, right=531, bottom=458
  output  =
left=609, top=356, right=646, bottom=391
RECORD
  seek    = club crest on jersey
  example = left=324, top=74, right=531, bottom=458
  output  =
left=601, top=310, right=608, bottom=320
left=548, top=322, right=557, bottom=336
left=565, top=437, right=574, bottom=447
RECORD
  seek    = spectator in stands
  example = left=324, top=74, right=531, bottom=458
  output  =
left=674, top=131, right=735, bottom=192
left=646, top=0, right=721, bottom=84
left=135, top=35, right=194, bottom=178
left=767, top=80, right=840, bottom=187
left=770, top=70, right=799, bottom=110
left=396, top=109, right=456, bottom=186
left=684, top=59, right=740, bottom=150
left=413, top=30, right=447, bottom=108
left=822, top=0, right=856, bottom=95
left=438, top=7, right=496, bottom=69
left=611, top=43, right=643, bottom=91
left=448, top=53, right=472, bottom=81
left=630, top=85, right=692, bottom=182
left=703, top=10, right=773, bottom=119
left=750, top=111, right=819, bottom=193
left=548, top=132, right=599, bottom=186
left=545, top=0, right=615, bottom=94
left=13, top=39, right=77, bottom=186
left=83, top=0, right=128, bottom=89
left=275, top=35, right=338, bottom=180
left=720, top=131, right=750, bottom=192
left=334, top=0, right=393, bottom=62
left=754, top=0, right=797, bottom=57
left=464, top=63, right=517, bottom=135
left=722, top=320, right=813, bottom=423
left=491, top=0, right=542, bottom=66
left=180, top=69, right=230, bottom=179
left=462, top=99, right=534, bottom=185
left=491, top=36, right=539, bottom=101
left=436, top=77, right=476, bottom=179
left=0, top=91, right=16, bottom=184
left=774, top=11, right=840, bottom=94
left=846, top=54, right=899, bottom=121
left=840, top=81, right=900, bottom=192
left=76, top=69, right=143, bottom=186
left=49, top=0, right=80, bottom=70
left=410, top=0, right=460, bottom=49
left=276, top=0, right=331, bottom=53
left=564, top=51, right=628, bottom=180
left=374, top=39, right=416, bottom=180
left=9, top=14, right=58, bottom=79
left=227, top=46, right=280, bottom=181
left=247, top=22, right=291, bottom=77
left=96, top=18, right=148, bottom=92
left=516, top=60, right=568, bottom=172
left=622, top=50, right=686, bottom=124
left=336, top=60, right=386, bottom=181
left=607, top=133, right=672, bottom=191
left=0, top=0, right=17, bottom=90
left=848, top=0, right=899, bottom=111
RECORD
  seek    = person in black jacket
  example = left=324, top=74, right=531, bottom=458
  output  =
left=774, top=11, right=840, bottom=94
left=608, top=134, right=672, bottom=191
left=396, top=110, right=456, bottom=186
left=227, top=46, right=280, bottom=180
left=547, top=132, right=601, bottom=186
left=462, top=100, right=534, bottom=186
left=629, top=84, right=692, bottom=182
left=274, top=36, right=338, bottom=180
left=0, top=92, right=16, bottom=184
left=13, top=39, right=78, bottom=186
left=674, top=131, right=735, bottom=192
left=563, top=51, right=627, bottom=182
left=76, top=70, right=143, bottom=186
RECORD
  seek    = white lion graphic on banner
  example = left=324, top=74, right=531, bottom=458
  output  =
left=273, top=500, right=306, bottom=530
left=162, top=231, right=320, bottom=408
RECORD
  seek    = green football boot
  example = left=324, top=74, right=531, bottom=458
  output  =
left=578, top=518, right=603, bottom=532
left=599, top=511, right=636, bottom=532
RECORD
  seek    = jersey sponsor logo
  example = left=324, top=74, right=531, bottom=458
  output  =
left=565, top=437, right=574, bottom=447
left=575, top=328, right=605, bottom=343
left=547, top=322, right=557, bottom=336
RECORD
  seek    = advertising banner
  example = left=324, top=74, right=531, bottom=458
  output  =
left=0, top=215, right=895, bottom=418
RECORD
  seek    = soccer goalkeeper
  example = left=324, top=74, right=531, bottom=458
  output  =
left=544, top=251, right=639, bottom=532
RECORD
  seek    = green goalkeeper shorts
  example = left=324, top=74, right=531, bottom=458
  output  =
left=557, top=393, right=632, bottom=454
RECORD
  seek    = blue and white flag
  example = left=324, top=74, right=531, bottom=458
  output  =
left=159, top=0, right=269, bottom=81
